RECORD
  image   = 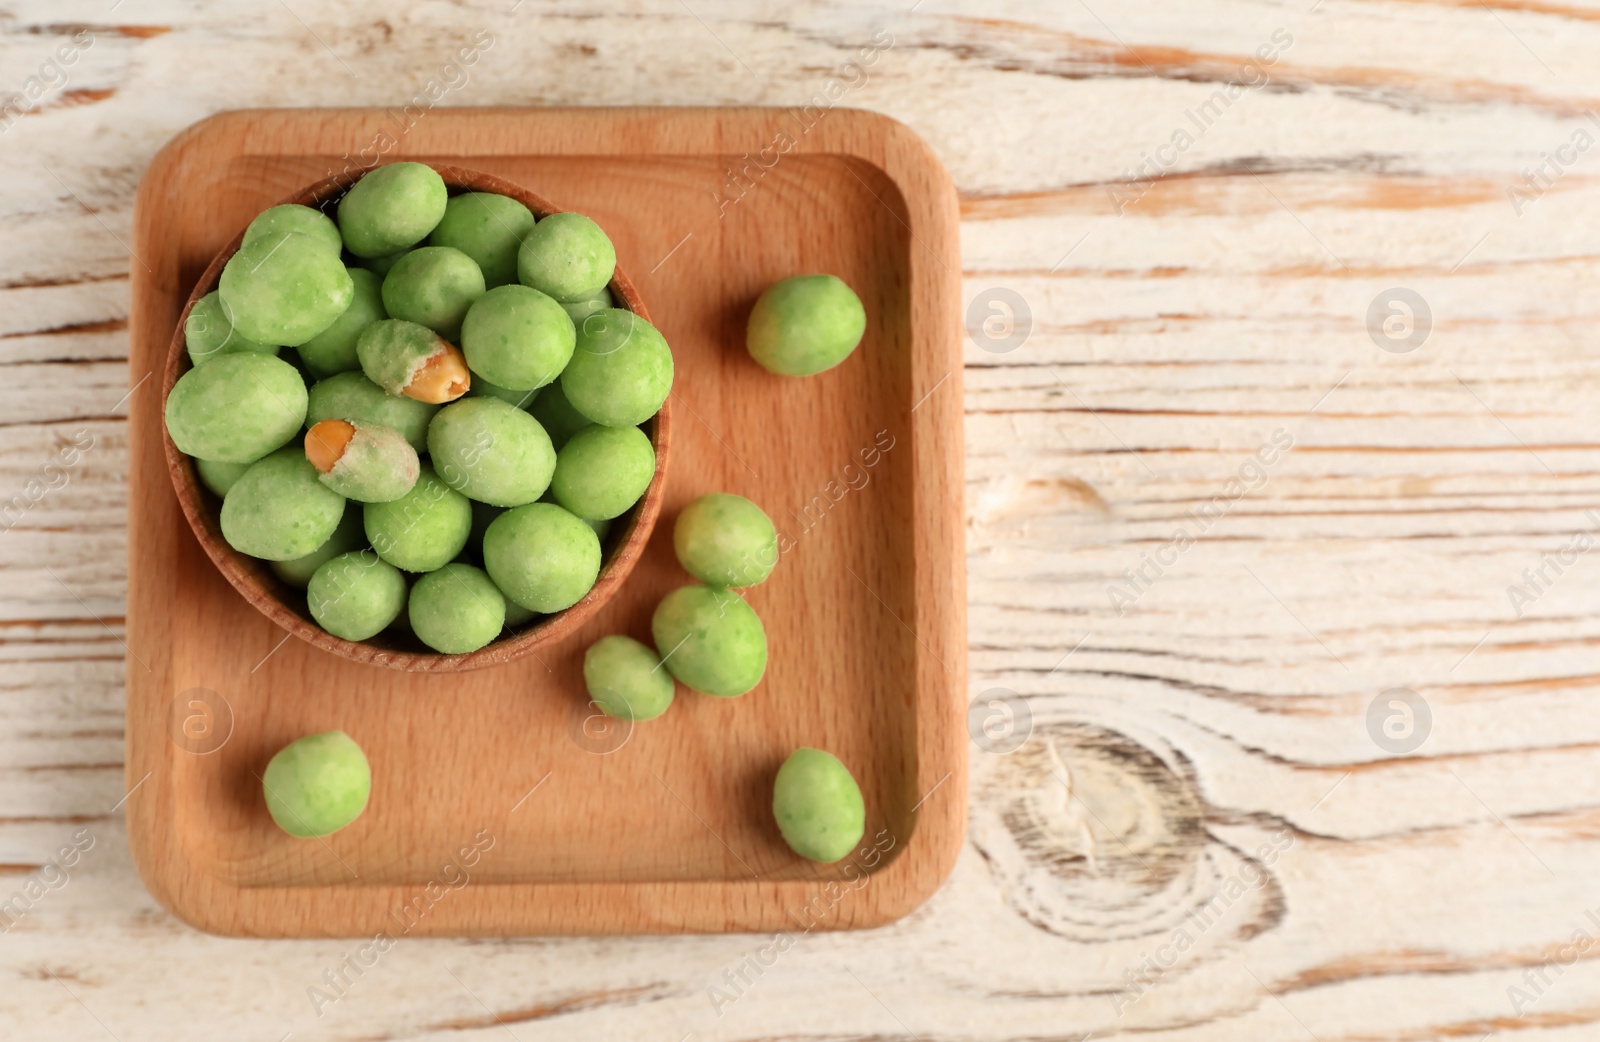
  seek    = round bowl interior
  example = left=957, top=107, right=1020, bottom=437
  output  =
left=161, top=163, right=672, bottom=672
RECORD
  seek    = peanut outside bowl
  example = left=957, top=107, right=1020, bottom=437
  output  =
left=160, top=163, right=671, bottom=673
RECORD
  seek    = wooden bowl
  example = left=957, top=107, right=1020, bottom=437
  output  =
left=160, top=163, right=671, bottom=673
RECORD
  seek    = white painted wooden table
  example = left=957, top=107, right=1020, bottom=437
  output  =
left=4, top=1, right=1597, bottom=1038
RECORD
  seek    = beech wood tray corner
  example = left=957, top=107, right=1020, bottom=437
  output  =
left=125, top=106, right=966, bottom=937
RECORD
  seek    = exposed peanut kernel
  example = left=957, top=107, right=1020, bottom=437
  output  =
left=305, top=419, right=356, bottom=474
left=403, top=342, right=471, bottom=404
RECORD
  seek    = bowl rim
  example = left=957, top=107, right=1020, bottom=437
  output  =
left=161, top=162, right=672, bottom=673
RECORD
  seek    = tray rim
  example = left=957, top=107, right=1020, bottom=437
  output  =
left=125, top=105, right=967, bottom=937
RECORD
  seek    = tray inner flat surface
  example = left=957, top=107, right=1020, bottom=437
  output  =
left=155, top=149, right=917, bottom=888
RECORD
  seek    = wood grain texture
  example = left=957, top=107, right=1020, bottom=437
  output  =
left=124, top=107, right=965, bottom=936
left=4, top=0, right=1600, bottom=1037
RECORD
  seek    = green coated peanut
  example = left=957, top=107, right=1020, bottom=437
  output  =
left=772, top=748, right=866, bottom=863
left=262, top=731, right=371, bottom=838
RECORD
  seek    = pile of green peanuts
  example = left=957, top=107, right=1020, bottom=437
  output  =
left=166, top=162, right=673, bottom=656
left=580, top=491, right=778, bottom=726
left=186, top=165, right=876, bottom=857
left=256, top=494, right=867, bottom=853
left=580, top=490, right=867, bottom=864
left=571, top=270, right=869, bottom=862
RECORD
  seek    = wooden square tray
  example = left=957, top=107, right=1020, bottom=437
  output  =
left=125, top=107, right=965, bottom=936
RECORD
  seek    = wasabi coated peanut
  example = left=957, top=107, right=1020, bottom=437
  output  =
left=308, top=550, right=407, bottom=641
left=478, top=499, right=580, bottom=624
left=503, top=597, right=537, bottom=628
left=428, top=192, right=536, bottom=288
left=538, top=488, right=613, bottom=541
left=561, top=286, right=614, bottom=325
left=195, top=457, right=251, bottom=498
left=218, top=230, right=355, bottom=346
left=166, top=352, right=308, bottom=463
left=772, top=748, right=866, bottom=863
left=747, top=274, right=866, bottom=377
left=483, top=502, right=601, bottom=613
left=296, top=267, right=387, bottom=378
left=461, top=284, right=575, bottom=391
left=550, top=424, right=655, bottom=521
left=262, top=730, right=371, bottom=838
left=583, top=635, right=674, bottom=721
left=560, top=309, right=673, bottom=427
left=479, top=495, right=608, bottom=557
left=305, top=419, right=420, bottom=503
left=650, top=584, right=766, bottom=697
left=427, top=396, right=555, bottom=508
left=468, top=373, right=539, bottom=410
left=241, top=204, right=343, bottom=257
left=361, top=249, right=409, bottom=278
left=528, top=380, right=593, bottom=449
left=408, top=562, right=505, bottom=654
left=356, top=319, right=471, bottom=404
left=306, top=371, right=438, bottom=453
left=561, top=298, right=608, bottom=326
left=270, top=503, right=365, bottom=588
left=673, top=493, right=778, bottom=587
left=220, top=446, right=346, bottom=561
left=364, top=464, right=472, bottom=572
left=517, top=211, right=616, bottom=302
left=381, top=246, right=486, bottom=340
left=184, top=291, right=274, bottom=366
left=337, top=162, right=448, bottom=258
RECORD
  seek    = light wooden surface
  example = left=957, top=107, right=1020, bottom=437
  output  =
left=4, top=0, right=1599, bottom=1037
left=125, top=107, right=964, bottom=936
